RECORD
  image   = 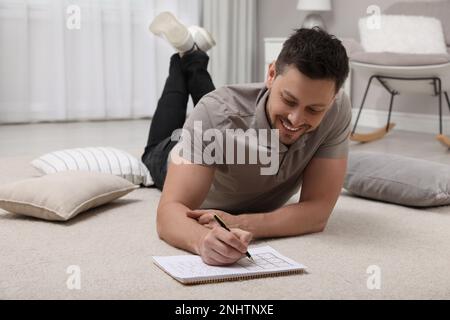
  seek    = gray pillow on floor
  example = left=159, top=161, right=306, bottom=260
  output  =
left=344, top=152, right=450, bottom=207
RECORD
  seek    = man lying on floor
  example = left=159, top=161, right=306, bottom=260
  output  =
left=142, top=12, right=351, bottom=266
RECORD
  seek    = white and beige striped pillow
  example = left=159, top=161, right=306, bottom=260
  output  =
left=31, top=147, right=153, bottom=187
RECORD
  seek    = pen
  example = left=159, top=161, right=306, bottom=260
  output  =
left=213, top=214, right=254, bottom=261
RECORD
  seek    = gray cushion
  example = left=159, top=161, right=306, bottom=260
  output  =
left=350, top=51, right=450, bottom=66
left=344, top=152, right=450, bottom=207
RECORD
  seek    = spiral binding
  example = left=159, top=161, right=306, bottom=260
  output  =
left=184, top=269, right=305, bottom=285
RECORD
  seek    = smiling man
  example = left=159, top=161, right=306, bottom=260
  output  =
left=142, top=12, right=351, bottom=266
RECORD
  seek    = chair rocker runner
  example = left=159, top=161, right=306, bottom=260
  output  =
left=351, top=72, right=450, bottom=147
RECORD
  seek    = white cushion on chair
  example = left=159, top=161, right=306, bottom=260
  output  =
left=384, top=1, right=450, bottom=47
left=359, top=15, right=447, bottom=54
left=350, top=51, right=450, bottom=66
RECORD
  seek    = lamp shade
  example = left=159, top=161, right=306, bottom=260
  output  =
left=297, top=0, right=331, bottom=11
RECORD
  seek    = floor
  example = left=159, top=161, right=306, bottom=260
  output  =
left=1, top=119, right=449, bottom=163
left=1, top=120, right=449, bottom=299
left=0, top=120, right=151, bottom=158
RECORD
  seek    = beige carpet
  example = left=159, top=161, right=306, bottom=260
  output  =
left=1, top=153, right=449, bottom=299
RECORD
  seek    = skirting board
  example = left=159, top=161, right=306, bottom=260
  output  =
left=351, top=108, right=450, bottom=135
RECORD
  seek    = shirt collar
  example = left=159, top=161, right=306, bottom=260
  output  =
left=253, top=87, right=272, bottom=131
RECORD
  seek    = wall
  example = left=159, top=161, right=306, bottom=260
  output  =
left=257, top=0, right=450, bottom=125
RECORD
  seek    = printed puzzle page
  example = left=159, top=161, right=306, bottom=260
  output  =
left=153, top=246, right=307, bottom=282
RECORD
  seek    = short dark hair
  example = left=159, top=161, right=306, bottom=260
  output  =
left=275, top=28, right=349, bottom=93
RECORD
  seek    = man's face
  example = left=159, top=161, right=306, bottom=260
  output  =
left=265, top=63, right=337, bottom=146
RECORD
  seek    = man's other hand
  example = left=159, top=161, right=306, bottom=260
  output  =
left=187, top=209, right=234, bottom=229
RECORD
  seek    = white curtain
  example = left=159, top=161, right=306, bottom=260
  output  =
left=202, top=0, right=257, bottom=88
left=0, top=0, right=200, bottom=123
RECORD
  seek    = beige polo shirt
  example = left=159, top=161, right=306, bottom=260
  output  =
left=171, top=83, right=352, bottom=214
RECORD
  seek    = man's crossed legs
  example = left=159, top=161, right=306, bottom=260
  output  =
left=141, top=12, right=216, bottom=190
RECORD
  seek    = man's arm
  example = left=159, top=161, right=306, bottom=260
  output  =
left=227, top=156, right=347, bottom=238
left=157, top=153, right=252, bottom=265
left=157, top=155, right=215, bottom=253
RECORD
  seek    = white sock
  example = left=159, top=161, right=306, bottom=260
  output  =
left=179, top=44, right=198, bottom=57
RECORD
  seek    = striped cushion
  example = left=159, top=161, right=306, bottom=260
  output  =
left=31, top=147, right=153, bottom=186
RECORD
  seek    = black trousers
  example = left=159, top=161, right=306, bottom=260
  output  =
left=141, top=51, right=215, bottom=190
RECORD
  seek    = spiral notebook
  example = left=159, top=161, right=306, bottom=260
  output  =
left=152, top=246, right=307, bottom=285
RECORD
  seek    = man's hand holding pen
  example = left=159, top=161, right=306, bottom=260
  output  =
left=187, top=209, right=253, bottom=266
